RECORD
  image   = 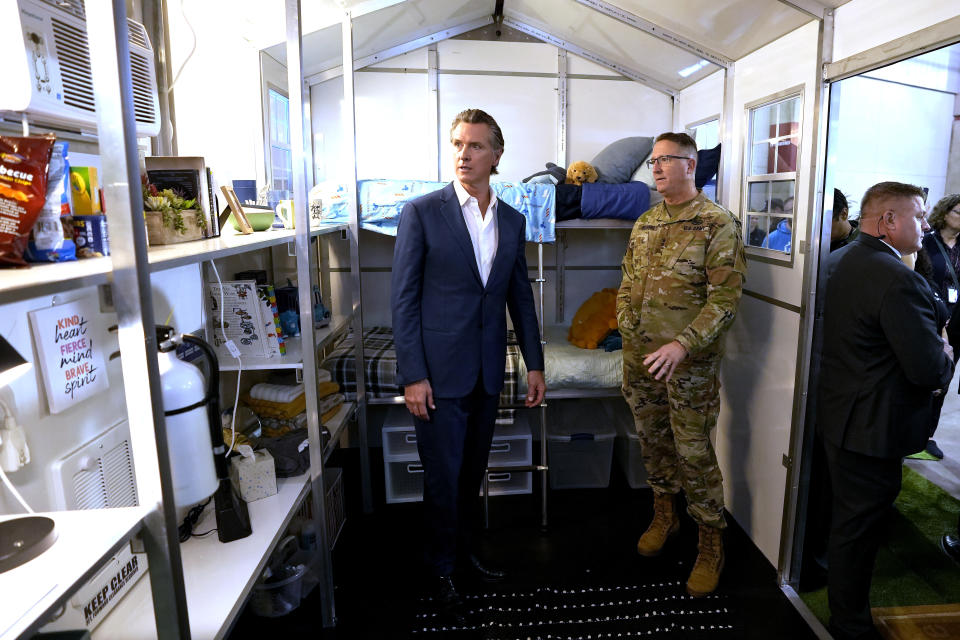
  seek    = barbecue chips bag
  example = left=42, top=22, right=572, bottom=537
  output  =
left=0, top=134, right=56, bottom=266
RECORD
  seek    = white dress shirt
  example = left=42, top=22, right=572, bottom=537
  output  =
left=453, top=180, right=499, bottom=286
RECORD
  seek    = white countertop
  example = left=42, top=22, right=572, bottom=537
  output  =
left=0, top=506, right=149, bottom=640
left=94, top=474, right=311, bottom=640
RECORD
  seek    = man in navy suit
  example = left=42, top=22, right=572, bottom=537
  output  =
left=818, top=182, right=954, bottom=640
left=391, top=109, right=546, bottom=611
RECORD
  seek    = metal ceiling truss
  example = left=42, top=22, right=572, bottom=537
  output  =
left=775, top=0, right=829, bottom=20
left=572, top=0, right=732, bottom=68
left=501, top=16, right=678, bottom=96
left=305, top=15, right=494, bottom=85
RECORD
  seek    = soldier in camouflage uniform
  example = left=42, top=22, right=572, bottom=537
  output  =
left=617, top=132, right=746, bottom=597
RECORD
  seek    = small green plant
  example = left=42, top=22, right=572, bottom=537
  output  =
left=142, top=176, right=206, bottom=234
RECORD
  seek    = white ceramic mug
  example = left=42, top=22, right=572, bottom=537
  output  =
left=275, top=199, right=294, bottom=229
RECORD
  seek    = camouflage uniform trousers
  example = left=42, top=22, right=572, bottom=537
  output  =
left=622, top=356, right=725, bottom=529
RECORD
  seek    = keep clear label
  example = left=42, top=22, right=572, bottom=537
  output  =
left=82, top=556, right=140, bottom=626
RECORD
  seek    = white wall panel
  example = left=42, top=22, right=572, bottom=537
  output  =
left=567, top=78, right=673, bottom=164
left=726, top=21, right=820, bottom=308
left=716, top=21, right=820, bottom=565
left=438, top=75, right=557, bottom=183
left=833, top=0, right=960, bottom=63
left=678, top=70, right=724, bottom=130
left=438, top=40, right=556, bottom=73
left=355, top=72, right=435, bottom=180
left=0, top=265, right=194, bottom=513
left=169, top=3, right=264, bottom=187
left=829, top=75, right=954, bottom=212
left=717, top=296, right=799, bottom=565
left=568, top=54, right=619, bottom=77
left=311, top=78, right=345, bottom=184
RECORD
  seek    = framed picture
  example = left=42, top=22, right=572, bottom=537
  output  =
left=219, top=185, right=253, bottom=234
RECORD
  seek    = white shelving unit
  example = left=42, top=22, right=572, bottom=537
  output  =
left=93, top=476, right=309, bottom=640
left=1, top=1, right=349, bottom=636
left=0, top=507, right=150, bottom=640
left=0, top=224, right=348, bottom=306
left=218, top=313, right=352, bottom=372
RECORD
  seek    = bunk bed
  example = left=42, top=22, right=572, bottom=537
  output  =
left=314, top=178, right=645, bottom=525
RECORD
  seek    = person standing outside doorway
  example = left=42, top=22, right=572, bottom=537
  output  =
left=617, top=132, right=746, bottom=597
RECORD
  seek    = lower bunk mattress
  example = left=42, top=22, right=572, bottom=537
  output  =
left=320, top=325, right=623, bottom=405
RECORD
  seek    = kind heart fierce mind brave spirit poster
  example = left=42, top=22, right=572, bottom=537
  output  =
left=29, top=298, right=110, bottom=414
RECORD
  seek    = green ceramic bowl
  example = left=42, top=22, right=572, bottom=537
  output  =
left=228, top=209, right=275, bottom=232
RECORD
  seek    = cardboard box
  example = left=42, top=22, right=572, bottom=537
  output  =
left=69, top=166, right=101, bottom=215
left=230, top=450, right=278, bottom=502
left=72, top=215, right=110, bottom=257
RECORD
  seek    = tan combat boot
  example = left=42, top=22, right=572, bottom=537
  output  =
left=636, top=491, right=680, bottom=557
left=686, top=524, right=724, bottom=597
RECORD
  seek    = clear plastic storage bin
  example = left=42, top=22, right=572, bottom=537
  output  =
left=546, top=400, right=616, bottom=489
left=249, top=563, right=306, bottom=617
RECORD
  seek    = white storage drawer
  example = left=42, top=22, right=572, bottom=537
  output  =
left=486, top=438, right=530, bottom=467
left=383, top=426, right=419, bottom=459
left=485, top=469, right=532, bottom=496
left=385, top=459, right=425, bottom=504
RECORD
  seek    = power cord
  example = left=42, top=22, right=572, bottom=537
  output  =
left=209, top=260, right=242, bottom=457
left=178, top=496, right=212, bottom=542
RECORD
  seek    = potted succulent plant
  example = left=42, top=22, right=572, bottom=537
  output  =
left=142, top=176, right=207, bottom=245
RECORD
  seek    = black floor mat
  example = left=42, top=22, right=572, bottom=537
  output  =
left=229, top=447, right=817, bottom=640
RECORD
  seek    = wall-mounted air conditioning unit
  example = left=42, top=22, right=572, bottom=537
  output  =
left=5, top=0, right=161, bottom=136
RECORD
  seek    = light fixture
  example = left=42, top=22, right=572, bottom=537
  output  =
left=0, top=333, right=56, bottom=575
left=0, top=335, right=32, bottom=389
left=677, top=59, right=710, bottom=78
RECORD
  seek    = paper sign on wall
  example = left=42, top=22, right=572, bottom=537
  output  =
left=28, top=298, right=110, bottom=414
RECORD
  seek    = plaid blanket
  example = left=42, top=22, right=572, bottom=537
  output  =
left=320, top=326, right=520, bottom=419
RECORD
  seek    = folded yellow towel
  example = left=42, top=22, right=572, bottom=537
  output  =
left=317, top=381, right=340, bottom=399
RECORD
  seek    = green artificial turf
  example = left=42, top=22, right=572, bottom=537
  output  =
left=799, top=466, right=960, bottom=625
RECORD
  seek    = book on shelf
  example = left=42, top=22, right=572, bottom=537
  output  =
left=257, top=284, right=286, bottom=356
left=205, top=280, right=268, bottom=360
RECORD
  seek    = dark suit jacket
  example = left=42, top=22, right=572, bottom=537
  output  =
left=391, top=182, right=544, bottom=398
left=817, top=233, right=953, bottom=458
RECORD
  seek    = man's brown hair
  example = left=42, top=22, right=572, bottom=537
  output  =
left=450, top=108, right=504, bottom=175
left=860, top=181, right=925, bottom=217
left=654, top=132, right=698, bottom=159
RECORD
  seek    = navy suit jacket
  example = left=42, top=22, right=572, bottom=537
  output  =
left=817, top=234, right=953, bottom=458
left=391, top=182, right=544, bottom=398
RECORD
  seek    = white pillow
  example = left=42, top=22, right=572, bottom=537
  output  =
left=631, top=149, right=654, bottom=185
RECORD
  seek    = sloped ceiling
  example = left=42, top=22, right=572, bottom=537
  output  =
left=265, top=0, right=851, bottom=92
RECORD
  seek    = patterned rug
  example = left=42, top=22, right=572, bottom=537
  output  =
left=410, top=575, right=740, bottom=639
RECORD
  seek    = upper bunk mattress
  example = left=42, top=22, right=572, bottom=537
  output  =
left=317, top=179, right=556, bottom=242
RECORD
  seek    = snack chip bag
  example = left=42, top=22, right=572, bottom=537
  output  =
left=0, top=134, right=56, bottom=266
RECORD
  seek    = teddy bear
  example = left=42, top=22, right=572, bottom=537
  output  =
left=565, top=160, right=598, bottom=186
left=568, top=288, right=618, bottom=349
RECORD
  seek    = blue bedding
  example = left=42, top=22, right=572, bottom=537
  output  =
left=318, top=179, right=557, bottom=242
left=581, top=181, right=650, bottom=221
left=316, top=179, right=651, bottom=240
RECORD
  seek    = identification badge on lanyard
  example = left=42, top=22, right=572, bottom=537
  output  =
left=949, top=287, right=958, bottom=304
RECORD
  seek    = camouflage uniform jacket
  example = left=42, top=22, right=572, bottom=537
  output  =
left=617, top=192, right=747, bottom=361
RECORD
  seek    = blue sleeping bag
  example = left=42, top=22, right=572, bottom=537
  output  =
left=581, top=182, right=650, bottom=221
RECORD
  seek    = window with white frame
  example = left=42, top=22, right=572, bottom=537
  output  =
left=688, top=119, right=719, bottom=201
left=743, top=94, right=802, bottom=256
left=268, top=88, right=293, bottom=194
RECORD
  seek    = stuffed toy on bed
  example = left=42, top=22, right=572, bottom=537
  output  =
left=568, top=288, right=618, bottom=349
left=565, top=161, right=598, bottom=186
